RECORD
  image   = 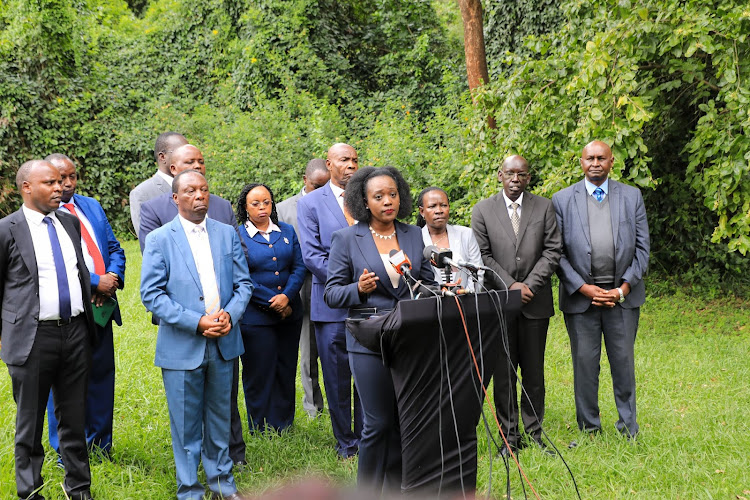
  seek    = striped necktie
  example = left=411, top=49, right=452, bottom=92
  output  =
left=63, top=203, right=106, bottom=275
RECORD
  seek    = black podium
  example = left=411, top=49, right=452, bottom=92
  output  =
left=347, top=290, right=521, bottom=495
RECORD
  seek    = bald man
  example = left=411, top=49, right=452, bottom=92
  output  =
left=296, top=144, right=362, bottom=458
left=552, top=141, right=650, bottom=443
left=1, top=160, right=96, bottom=499
left=276, top=159, right=330, bottom=418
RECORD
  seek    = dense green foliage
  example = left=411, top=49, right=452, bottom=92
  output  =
left=0, top=0, right=747, bottom=284
left=469, top=0, right=750, bottom=280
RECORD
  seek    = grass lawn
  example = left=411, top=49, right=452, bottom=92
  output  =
left=1, top=240, right=748, bottom=498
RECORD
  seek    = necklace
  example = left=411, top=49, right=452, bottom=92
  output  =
left=431, top=231, right=448, bottom=247
left=369, top=225, right=397, bottom=240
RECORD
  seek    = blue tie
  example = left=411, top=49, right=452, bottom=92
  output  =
left=593, top=187, right=605, bottom=202
left=43, top=217, right=71, bottom=321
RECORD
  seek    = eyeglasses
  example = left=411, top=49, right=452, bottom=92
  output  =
left=247, top=200, right=272, bottom=208
left=501, top=171, right=530, bottom=180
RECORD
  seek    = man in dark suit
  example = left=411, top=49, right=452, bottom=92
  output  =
left=0, top=160, right=97, bottom=500
left=472, top=155, right=562, bottom=456
left=276, top=158, right=330, bottom=418
left=140, top=170, right=252, bottom=500
left=129, top=131, right=188, bottom=235
left=552, top=141, right=649, bottom=441
left=44, top=154, right=126, bottom=458
left=137, top=143, right=248, bottom=466
left=297, top=143, right=362, bottom=458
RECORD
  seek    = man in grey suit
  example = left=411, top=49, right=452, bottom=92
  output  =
left=129, top=131, right=188, bottom=234
left=552, top=141, right=649, bottom=442
left=472, top=155, right=561, bottom=456
left=1, top=160, right=97, bottom=499
left=276, top=159, right=330, bottom=417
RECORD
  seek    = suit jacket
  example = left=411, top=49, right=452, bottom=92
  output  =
left=129, top=172, right=171, bottom=237
left=238, top=221, right=306, bottom=326
left=297, top=182, right=350, bottom=322
left=140, top=217, right=253, bottom=370
left=138, top=191, right=239, bottom=253
left=421, top=224, right=484, bottom=291
left=471, top=191, right=562, bottom=319
left=551, top=179, right=650, bottom=314
left=276, top=189, right=304, bottom=235
left=324, top=221, right=437, bottom=353
left=0, top=209, right=96, bottom=365
left=69, top=193, right=126, bottom=326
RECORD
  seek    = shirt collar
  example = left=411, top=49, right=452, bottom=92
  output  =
left=584, top=178, right=609, bottom=196
left=329, top=182, right=345, bottom=198
left=157, top=170, right=174, bottom=186
left=502, top=190, right=524, bottom=208
left=178, top=214, right=207, bottom=235
left=22, top=204, right=57, bottom=226
left=300, top=187, right=307, bottom=197
left=244, top=220, right=281, bottom=238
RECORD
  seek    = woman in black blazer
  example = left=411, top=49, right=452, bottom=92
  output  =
left=324, top=167, right=436, bottom=493
left=236, top=183, right=306, bottom=433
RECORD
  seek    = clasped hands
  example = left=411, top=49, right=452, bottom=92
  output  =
left=93, top=272, right=119, bottom=307
left=578, top=282, right=630, bottom=308
left=198, top=309, right=232, bottom=338
left=269, top=293, right=292, bottom=320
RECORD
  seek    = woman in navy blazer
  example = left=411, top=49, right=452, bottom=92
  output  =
left=236, top=183, right=306, bottom=432
left=325, top=167, right=436, bottom=493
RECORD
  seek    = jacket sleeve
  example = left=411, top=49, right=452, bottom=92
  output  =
left=282, top=228, right=306, bottom=299
left=620, top=189, right=650, bottom=287
left=552, top=192, right=587, bottom=296
left=297, top=197, right=329, bottom=283
left=523, top=200, right=562, bottom=293
left=139, top=200, right=162, bottom=254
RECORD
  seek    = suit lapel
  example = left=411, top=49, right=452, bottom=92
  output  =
left=9, top=211, right=39, bottom=282
left=515, top=193, right=534, bottom=248
left=573, top=181, right=591, bottom=247
left=354, top=223, right=401, bottom=301
left=207, top=219, right=223, bottom=295
left=58, top=213, right=91, bottom=293
left=168, top=218, right=203, bottom=292
left=491, top=194, right=517, bottom=244
left=154, top=173, right=170, bottom=194
left=608, top=180, right=620, bottom=253
left=322, top=183, right=348, bottom=229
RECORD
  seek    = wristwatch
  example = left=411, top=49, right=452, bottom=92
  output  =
left=616, top=287, right=625, bottom=303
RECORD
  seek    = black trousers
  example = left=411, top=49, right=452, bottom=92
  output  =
left=494, top=314, right=549, bottom=445
left=7, top=315, right=92, bottom=499
left=229, top=357, right=246, bottom=463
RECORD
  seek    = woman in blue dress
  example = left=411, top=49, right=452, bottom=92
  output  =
left=236, top=183, right=306, bottom=432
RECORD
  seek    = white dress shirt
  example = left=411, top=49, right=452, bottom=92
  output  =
left=23, top=205, right=85, bottom=320
left=330, top=182, right=346, bottom=214
left=179, top=215, right=220, bottom=314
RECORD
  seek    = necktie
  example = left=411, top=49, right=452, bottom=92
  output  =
left=341, top=192, right=355, bottom=226
left=194, top=226, right=220, bottom=314
left=510, top=202, right=520, bottom=236
left=593, top=187, right=605, bottom=202
left=43, top=217, right=71, bottom=321
left=63, top=203, right=106, bottom=275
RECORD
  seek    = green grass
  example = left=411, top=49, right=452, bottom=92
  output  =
left=1, top=240, right=749, bottom=498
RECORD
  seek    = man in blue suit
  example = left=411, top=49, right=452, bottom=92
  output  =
left=44, top=154, right=126, bottom=459
left=138, top=143, right=248, bottom=466
left=552, top=141, right=649, bottom=443
left=296, top=143, right=362, bottom=458
left=141, top=170, right=252, bottom=500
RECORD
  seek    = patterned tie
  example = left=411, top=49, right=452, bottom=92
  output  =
left=593, top=187, right=605, bottom=202
left=341, top=192, right=355, bottom=226
left=510, top=202, right=520, bottom=236
left=63, top=203, right=106, bottom=275
left=194, top=226, right=220, bottom=314
left=43, top=217, right=71, bottom=321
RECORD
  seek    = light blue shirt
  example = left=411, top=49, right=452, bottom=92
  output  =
left=584, top=178, right=609, bottom=197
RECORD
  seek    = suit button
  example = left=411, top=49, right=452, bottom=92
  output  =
left=269, top=244, right=273, bottom=248
left=199, top=296, right=204, bottom=301
left=516, top=257, right=521, bottom=261
left=588, top=273, right=592, bottom=276
left=272, top=257, right=277, bottom=261
left=275, top=271, right=279, bottom=276
left=277, top=286, right=282, bottom=290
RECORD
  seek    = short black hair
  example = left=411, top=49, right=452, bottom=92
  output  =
left=44, top=153, right=74, bottom=165
left=305, top=158, right=327, bottom=176
left=415, top=186, right=448, bottom=228
left=344, top=166, right=412, bottom=223
left=172, top=170, right=205, bottom=194
left=236, top=183, right=278, bottom=226
left=154, top=131, right=186, bottom=163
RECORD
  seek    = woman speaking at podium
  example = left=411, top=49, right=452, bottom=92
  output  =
left=324, top=166, right=436, bottom=493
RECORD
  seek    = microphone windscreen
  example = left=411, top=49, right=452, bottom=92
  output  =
left=423, top=245, right=438, bottom=260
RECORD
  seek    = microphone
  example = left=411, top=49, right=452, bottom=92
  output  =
left=388, top=249, right=413, bottom=278
left=423, top=245, right=454, bottom=268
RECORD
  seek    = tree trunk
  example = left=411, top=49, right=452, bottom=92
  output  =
left=457, top=0, right=495, bottom=128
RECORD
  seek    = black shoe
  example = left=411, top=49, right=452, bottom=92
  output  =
left=530, top=437, right=556, bottom=456
left=497, top=442, right=519, bottom=458
left=569, top=428, right=601, bottom=448
left=210, top=492, right=242, bottom=500
left=233, top=459, right=248, bottom=467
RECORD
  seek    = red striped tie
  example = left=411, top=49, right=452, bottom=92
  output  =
left=63, top=203, right=106, bottom=275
